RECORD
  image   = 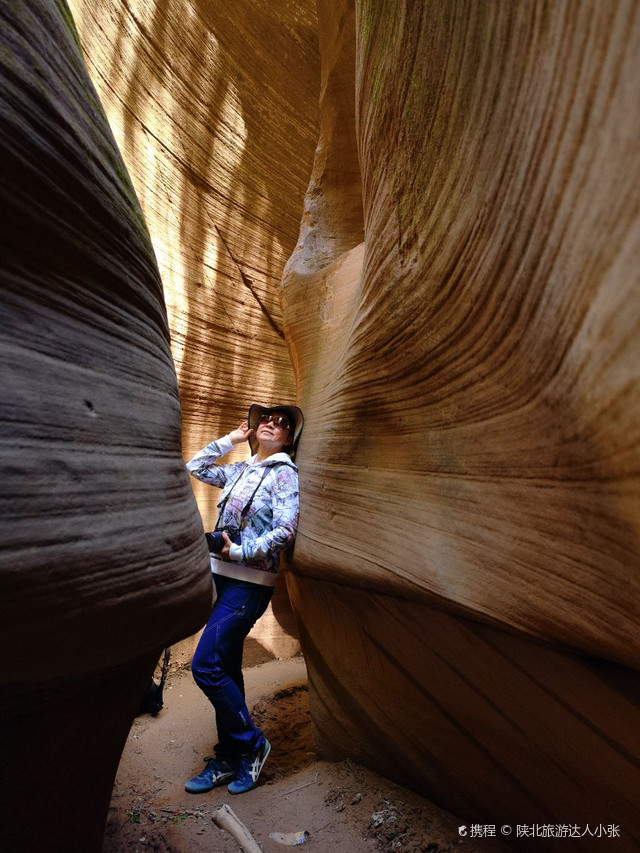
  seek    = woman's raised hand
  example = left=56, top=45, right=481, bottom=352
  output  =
left=228, top=421, right=254, bottom=446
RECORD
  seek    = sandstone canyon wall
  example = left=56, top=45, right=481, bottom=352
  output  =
left=1, top=1, right=213, bottom=850
left=2, top=0, right=639, bottom=850
left=282, top=0, right=640, bottom=848
left=67, top=0, right=321, bottom=662
left=67, top=0, right=320, bottom=517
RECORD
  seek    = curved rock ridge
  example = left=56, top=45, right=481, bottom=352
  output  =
left=1, top=1, right=212, bottom=849
left=282, top=0, right=640, bottom=844
left=67, top=0, right=321, bottom=526
left=285, top=0, right=640, bottom=669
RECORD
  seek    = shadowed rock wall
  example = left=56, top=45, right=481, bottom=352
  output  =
left=0, top=1, right=212, bottom=850
left=283, top=0, right=640, bottom=847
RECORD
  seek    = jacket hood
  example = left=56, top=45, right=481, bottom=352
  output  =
left=249, top=451, right=298, bottom=470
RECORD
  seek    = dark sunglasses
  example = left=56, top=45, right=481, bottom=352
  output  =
left=259, top=414, right=291, bottom=431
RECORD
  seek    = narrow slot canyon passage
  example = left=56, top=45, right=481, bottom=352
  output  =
left=1, top=1, right=639, bottom=851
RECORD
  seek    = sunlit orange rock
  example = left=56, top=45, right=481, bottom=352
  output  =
left=68, top=0, right=320, bottom=501
left=68, top=0, right=321, bottom=664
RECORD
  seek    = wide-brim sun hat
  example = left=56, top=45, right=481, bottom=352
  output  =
left=248, top=403, right=304, bottom=459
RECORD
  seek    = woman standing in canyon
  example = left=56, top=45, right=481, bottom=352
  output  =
left=184, top=403, right=303, bottom=795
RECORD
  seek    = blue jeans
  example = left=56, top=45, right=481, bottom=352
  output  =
left=191, top=574, right=273, bottom=757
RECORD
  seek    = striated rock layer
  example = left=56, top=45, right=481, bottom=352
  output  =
left=0, top=1, right=212, bottom=850
left=283, top=0, right=640, bottom=847
left=67, top=0, right=320, bottom=527
left=3, top=0, right=639, bottom=848
left=68, top=0, right=321, bottom=663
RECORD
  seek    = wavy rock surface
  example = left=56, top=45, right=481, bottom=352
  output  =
left=4, top=0, right=639, bottom=849
left=283, top=0, right=640, bottom=846
left=62, top=1, right=321, bottom=681
left=68, top=0, right=321, bottom=664
left=67, top=0, right=320, bottom=527
left=0, top=2, right=212, bottom=850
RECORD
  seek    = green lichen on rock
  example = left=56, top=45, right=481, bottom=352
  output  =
left=56, top=0, right=83, bottom=51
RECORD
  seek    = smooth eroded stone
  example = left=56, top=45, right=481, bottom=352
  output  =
left=285, top=0, right=639, bottom=666
left=67, top=0, right=321, bottom=661
left=282, top=1, right=640, bottom=845
left=1, top=1, right=212, bottom=849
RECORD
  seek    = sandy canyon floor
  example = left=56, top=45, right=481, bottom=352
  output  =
left=103, top=656, right=510, bottom=853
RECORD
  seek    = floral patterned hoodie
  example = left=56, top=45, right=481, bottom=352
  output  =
left=187, top=434, right=299, bottom=586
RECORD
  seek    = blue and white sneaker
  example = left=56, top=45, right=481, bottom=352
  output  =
left=227, top=738, right=271, bottom=794
left=185, top=756, right=236, bottom=793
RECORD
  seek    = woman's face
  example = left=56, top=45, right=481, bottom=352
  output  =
left=256, top=413, right=293, bottom=455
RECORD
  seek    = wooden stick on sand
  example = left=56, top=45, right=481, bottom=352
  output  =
left=212, top=803, right=263, bottom=853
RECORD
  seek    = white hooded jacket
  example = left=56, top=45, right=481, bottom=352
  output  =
left=187, top=435, right=299, bottom=586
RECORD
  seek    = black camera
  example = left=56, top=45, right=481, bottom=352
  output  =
left=206, top=526, right=241, bottom=554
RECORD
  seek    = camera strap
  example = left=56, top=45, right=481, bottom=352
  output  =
left=214, top=463, right=283, bottom=532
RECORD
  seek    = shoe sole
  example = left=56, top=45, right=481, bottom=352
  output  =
left=185, top=770, right=235, bottom=794
left=228, top=739, right=271, bottom=795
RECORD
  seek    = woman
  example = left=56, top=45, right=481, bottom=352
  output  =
left=184, top=402, right=303, bottom=795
